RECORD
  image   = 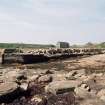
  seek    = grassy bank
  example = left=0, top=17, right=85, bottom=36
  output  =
left=0, top=43, right=55, bottom=49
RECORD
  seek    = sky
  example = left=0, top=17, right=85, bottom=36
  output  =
left=0, top=0, right=105, bottom=44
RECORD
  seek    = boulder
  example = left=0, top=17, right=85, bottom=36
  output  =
left=19, top=82, right=28, bottom=91
left=65, top=69, right=86, bottom=80
left=0, top=82, right=18, bottom=96
left=74, top=83, right=93, bottom=98
left=80, top=83, right=91, bottom=92
left=5, top=70, right=19, bottom=82
left=28, top=75, right=39, bottom=82
left=0, top=82, right=21, bottom=103
left=82, top=74, right=96, bottom=82
left=38, top=75, right=53, bottom=83
left=74, top=87, right=91, bottom=98
left=75, top=69, right=86, bottom=78
left=30, top=95, right=47, bottom=105
left=16, top=74, right=27, bottom=81
left=45, top=70, right=54, bottom=74
left=65, top=71, right=77, bottom=79
left=45, top=80, right=81, bottom=95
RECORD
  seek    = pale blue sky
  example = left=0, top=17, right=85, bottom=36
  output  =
left=0, top=0, right=105, bottom=44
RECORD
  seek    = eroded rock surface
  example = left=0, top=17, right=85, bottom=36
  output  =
left=0, top=54, right=105, bottom=105
left=45, top=80, right=81, bottom=95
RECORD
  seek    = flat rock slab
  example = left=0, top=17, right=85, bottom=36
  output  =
left=0, top=82, right=20, bottom=103
left=0, top=82, right=18, bottom=96
left=45, top=80, right=81, bottom=95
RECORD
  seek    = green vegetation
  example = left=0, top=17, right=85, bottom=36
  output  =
left=95, top=42, right=105, bottom=48
left=71, top=42, right=105, bottom=48
left=0, top=43, right=55, bottom=49
left=0, top=42, right=105, bottom=49
left=84, top=42, right=105, bottom=48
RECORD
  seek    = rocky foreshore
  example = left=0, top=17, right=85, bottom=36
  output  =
left=1, top=48, right=105, bottom=64
left=0, top=54, right=105, bottom=105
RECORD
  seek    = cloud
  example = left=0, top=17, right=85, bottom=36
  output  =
left=0, top=0, right=105, bottom=44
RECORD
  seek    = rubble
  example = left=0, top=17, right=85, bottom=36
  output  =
left=2, top=48, right=105, bottom=64
left=0, top=52, right=105, bottom=104
left=30, top=95, right=47, bottom=105
left=65, top=69, right=86, bottom=80
left=38, top=75, right=53, bottom=83
left=47, top=92, right=75, bottom=105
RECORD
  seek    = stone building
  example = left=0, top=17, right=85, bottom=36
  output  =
left=56, top=42, right=70, bottom=48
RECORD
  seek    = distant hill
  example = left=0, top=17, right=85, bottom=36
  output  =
left=0, top=43, right=55, bottom=49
